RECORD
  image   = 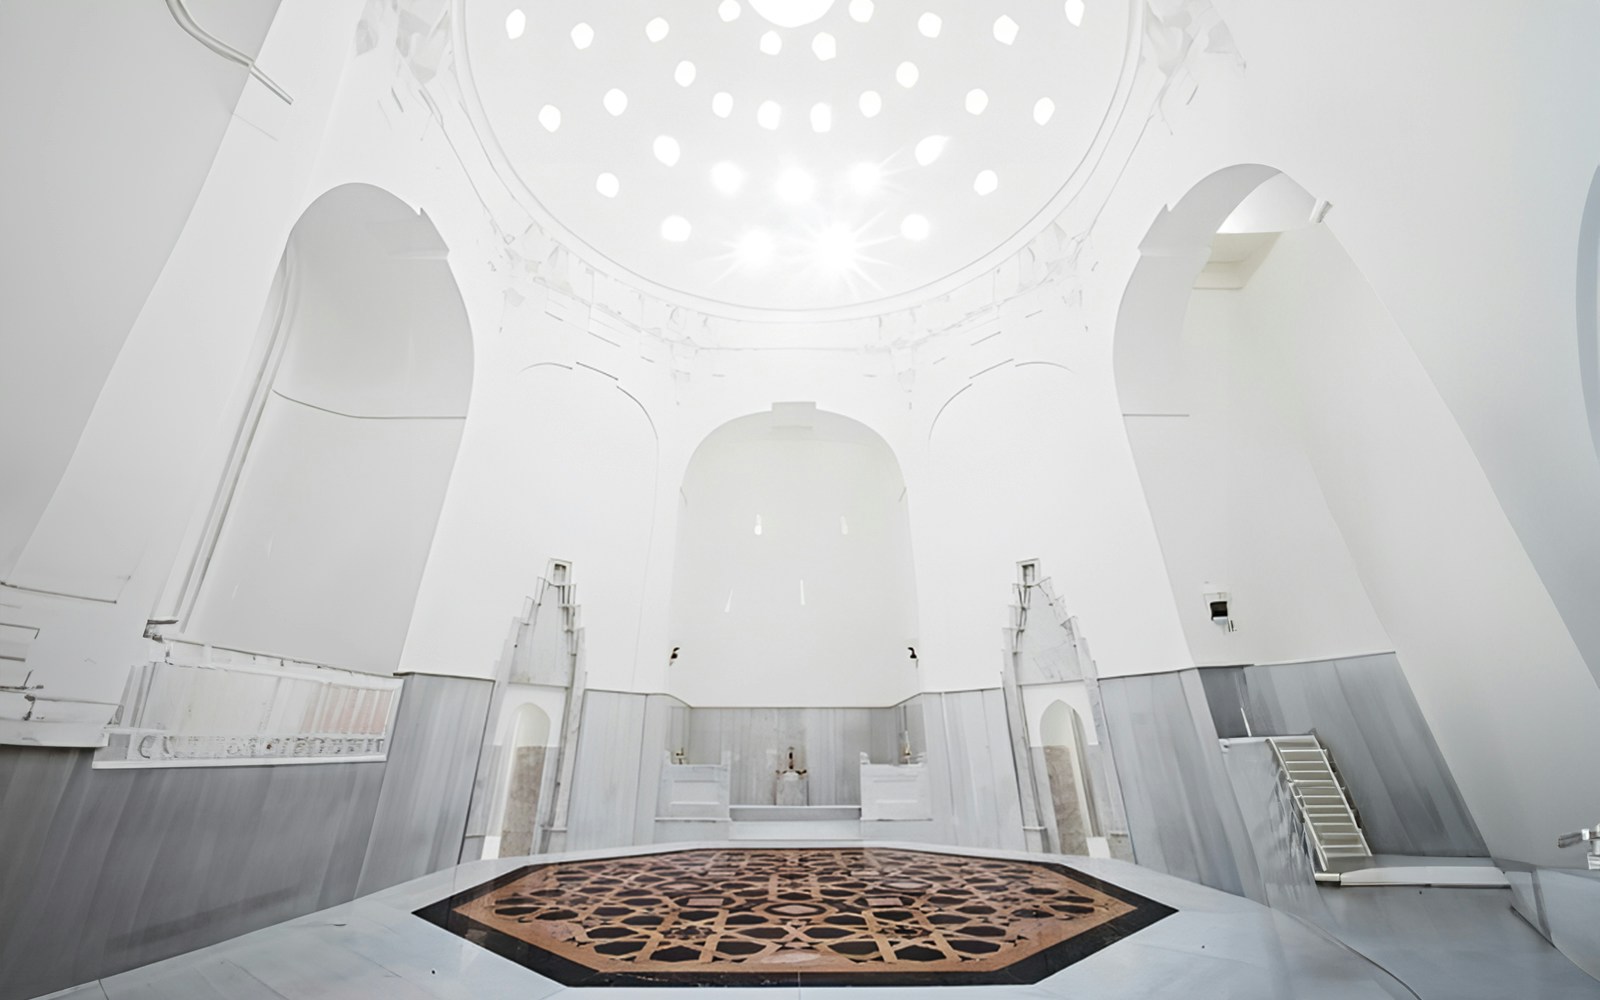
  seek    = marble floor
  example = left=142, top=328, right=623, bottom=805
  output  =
left=414, top=847, right=1172, bottom=987
left=37, top=842, right=1600, bottom=1000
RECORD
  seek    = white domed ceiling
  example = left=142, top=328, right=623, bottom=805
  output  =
left=466, top=0, right=1132, bottom=314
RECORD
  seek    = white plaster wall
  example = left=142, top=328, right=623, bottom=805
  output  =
left=0, top=0, right=280, bottom=580
left=0, top=0, right=371, bottom=725
left=191, top=400, right=462, bottom=672
left=1125, top=285, right=1394, bottom=666
left=1202, top=0, right=1600, bottom=693
left=914, top=356, right=1194, bottom=687
left=399, top=358, right=660, bottom=688
left=666, top=411, right=919, bottom=707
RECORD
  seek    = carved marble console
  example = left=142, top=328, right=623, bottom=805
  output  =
left=859, top=753, right=933, bottom=821
left=654, top=751, right=732, bottom=842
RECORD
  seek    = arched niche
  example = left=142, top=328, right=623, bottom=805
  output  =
left=188, top=183, right=473, bottom=673
left=1039, top=700, right=1098, bottom=854
left=1111, top=165, right=1394, bottom=666
left=666, top=405, right=919, bottom=707
left=1110, top=165, right=1600, bottom=864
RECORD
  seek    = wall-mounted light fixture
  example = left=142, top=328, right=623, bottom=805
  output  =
left=1202, top=584, right=1235, bottom=632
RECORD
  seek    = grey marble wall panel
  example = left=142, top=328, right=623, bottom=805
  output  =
left=902, top=695, right=928, bottom=758
left=682, top=707, right=899, bottom=805
left=1199, top=665, right=1251, bottom=738
left=917, top=689, right=1028, bottom=850
left=0, top=747, right=384, bottom=1000
left=357, top=673, right=493, bottom=895
left=1098, top=670, right=1262, bottom=899
left=1218, top=739, right=1329, bottom=920
left=630, top=695, right=681, bottom=843
left=1529, top=869, right=1600, bottom=980
left=563, top=690, right=650, bottom=850
left=1205, top=654, right=1486, bottom=857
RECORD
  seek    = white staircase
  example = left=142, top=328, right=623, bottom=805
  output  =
left=1267, top=735, right=1372, bottom=878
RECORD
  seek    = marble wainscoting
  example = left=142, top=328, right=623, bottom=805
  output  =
left=1508, top=866, right=1600, bottom=981
left=902, top=690, right=1030, bottom=851
left=0, top=672, right=493, bottom=1000
left=356, top=673, right=494, bottom=895
left=1198, top=653, right=1486, bottom=856
left=559, top=690, right=683, bottom=851
left=681, top=706, right=902, bottom=806
left=1100, top=656, right=1490, bottom=905
left=1098, top=670, right=1263, bottom=899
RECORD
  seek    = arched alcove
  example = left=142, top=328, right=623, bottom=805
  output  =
left=666, top=405, right=919, bottom=707
left=187, top=183, right=473, bottom=673
left=1113, top=166, right=1392, bottom=666
left=1039, top=700, right=1097, bottom=854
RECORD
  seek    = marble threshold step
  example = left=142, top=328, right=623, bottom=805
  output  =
left=729, top=805, right=862, bottom=822
left=728, top=819, right=864, bottom=841
left=1335, top=855, right=1508, bottom=888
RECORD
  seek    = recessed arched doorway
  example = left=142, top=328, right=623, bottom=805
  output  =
left=1040, top=699, right=1099, bottom=854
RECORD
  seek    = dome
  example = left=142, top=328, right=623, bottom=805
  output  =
left=464, top=0, right=1132, bottom=315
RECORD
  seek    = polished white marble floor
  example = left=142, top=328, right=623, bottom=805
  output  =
left=37, top=841, right=1597, bottom=1000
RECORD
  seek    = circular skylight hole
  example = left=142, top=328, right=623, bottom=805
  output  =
left=1065, top=0, right=1085, bottom=26
left=675, top=61, right=697, bottom=86
left=900, top=214, right=930, bottom=240
left=896, top=62, right=919, bottom=88
left=645, top=17, right=669, bottom=42
left=538, top=105, right=561, bottom=132
left=914, top=135, right=948, bottom=166
left=815, top=223, right=859, bottom=270
left=604, top=88, right=628, bottom=116
left=711, top=161, right=745, bottom=195
left=758, top=100, right=782, bottom=129
left=750, top=0, right=836, bottom=27
left=505, top=9, right=526, bottom=39
left=965, top=88, right=989, bottom=114
left=760, top=30, right=782, bottom=55
left=859, top=90, right=882, bottom=117
left=596, top=172, right=619, bottom=198
left=813, top=32, right=837, bottom=60
left=570, top=22, right=594, bottom=49
left=775, top=167, right=816, bottom=203
left=1033, top=97, right=1056, bottom=124
left=993, top=15, right=1019, bottom=44
left=653, top=135, right=681, bottom=166
left=848, top=0, right=874, bottom=22
left=974, top=169, right=999, bottom=195
left=713, top=91, right=734, bottom=117
left=848, top=162, right=882, bottom=194
left=719, top=0, right=742, bottom=22
left=810, top=103, right=833, bottom=132
left=660, top=216, right=692, bottom=242
left=737, top=230, right=775, bottom=268
left=918, top=12, right=942, bottom=37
